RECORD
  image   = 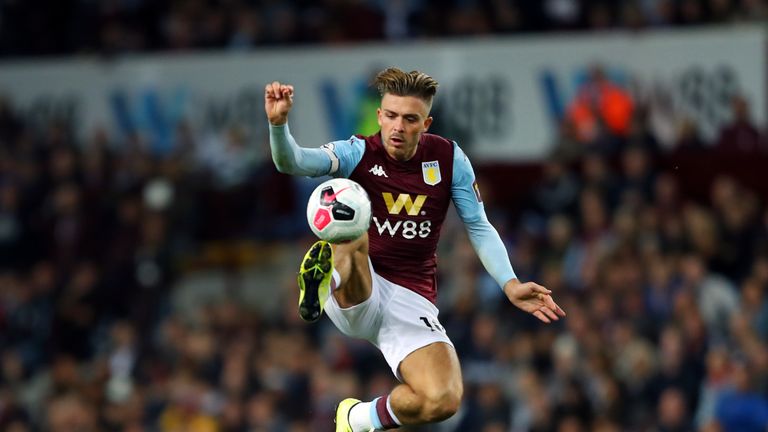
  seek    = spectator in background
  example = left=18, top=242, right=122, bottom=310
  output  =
left=533, top=156, right=580, bottom=218
left=709, top=175, right=759, bottom=281
left=618, top=144, right=656, bottom=207
left=46, top=393, right=98, bottom=432
left=625, top=106, right=661, bottom=154
left=740, top=277, right=768, bottom=340
left=0, top=181, right=27, bottom=269
left=695, top=346, right=731, bottom=428
left=567, top=64, right=634, bottom=152
left=674, top=118, right=705, bottom=150
left=716, top=95, right=765, bottom=153
left=714, top=356, right=768, bottom=432
left=550, top=117, right=584, bottom=162
left=654, top=387, right=694, bottom=432
left=0, top=95, right=22, bottom=144
left=580, top=152, right=620, bottom=210
left=679, top=252, right=739, bottom=344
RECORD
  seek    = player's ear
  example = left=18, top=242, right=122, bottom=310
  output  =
left=423, top=116, right=433, bottom=131
left=377, top=108, right=383, bottom=127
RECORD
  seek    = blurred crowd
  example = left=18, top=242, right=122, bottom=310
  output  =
left=1, top=4, right=768, bottom=430
left=0, top=62, right=767, bottom=431
left=1, top=0, right=768, bottom=57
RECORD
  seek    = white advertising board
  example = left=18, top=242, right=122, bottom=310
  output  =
left=0, top=26, right=763, bottom=161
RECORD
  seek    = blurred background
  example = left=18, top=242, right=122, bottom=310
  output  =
left=0, top=1, right=767, bottom=431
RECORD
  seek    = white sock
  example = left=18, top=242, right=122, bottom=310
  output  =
left=348, top=401, right=375, bottom=431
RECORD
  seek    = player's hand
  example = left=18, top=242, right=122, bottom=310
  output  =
left=265, top=81, right=294, bottom=125
left=503, top=279, right=566, bottom=323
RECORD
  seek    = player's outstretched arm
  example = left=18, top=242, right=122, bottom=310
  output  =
left=449, top=142, right=565, bottom=323
left=264, top=81, right=333, bottom=177
left=503, top=279, right=566, bottom=323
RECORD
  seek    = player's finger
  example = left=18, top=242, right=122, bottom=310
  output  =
left=546, top=297, right=565, bottom=316
left=271, top=81, right=283, bottom=98
left=544, top=296, right=566, bottom=316
left=529, top=283, right=552, bottom=295
left=532, top=310, right=551, bottom=323
left=265, top=83, right=277, bottom=99
left=542, top=306, right=560, bottom=321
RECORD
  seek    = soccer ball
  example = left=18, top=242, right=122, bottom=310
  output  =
left=306, top=178, right=372, bottom=243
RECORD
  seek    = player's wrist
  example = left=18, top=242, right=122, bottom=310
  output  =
left=268, top=117, right=288, bottom=126
left=502, top=278, right=520, bottom=295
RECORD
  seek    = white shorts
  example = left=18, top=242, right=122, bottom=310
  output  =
left=324, top=260, right=454, bottom=381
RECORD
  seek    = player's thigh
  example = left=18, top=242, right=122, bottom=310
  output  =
left=332, top=233, right=373, bottom=307
left=399, top=342, right=463, bottom=401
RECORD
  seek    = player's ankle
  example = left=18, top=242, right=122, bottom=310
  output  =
left=348, top=395, right=401, bottom=431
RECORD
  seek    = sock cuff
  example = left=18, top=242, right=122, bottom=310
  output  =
left=375, top=394, right=400, bottom=429
left=385, top=395, right=402, bottom=426
left=369, top=397, right=383, bottom=429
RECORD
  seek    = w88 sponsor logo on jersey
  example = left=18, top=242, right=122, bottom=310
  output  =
left=373, top=192, right=432, bottom=239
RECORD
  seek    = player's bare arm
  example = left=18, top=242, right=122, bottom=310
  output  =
left=264, top=81, right=294, bottom=125
left=503, top=279, right=566, bottom=323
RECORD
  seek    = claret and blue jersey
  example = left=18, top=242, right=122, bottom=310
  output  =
left=269, top=124, right=516, bottom=303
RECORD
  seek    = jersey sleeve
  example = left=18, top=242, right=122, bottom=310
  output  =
left=451, top=142, right=517, bottom=289
left=269, top=123, right=332, bottom=177
left=269, top=124, right=365, bottom=178
left=321, top=135, right=366, bottom=179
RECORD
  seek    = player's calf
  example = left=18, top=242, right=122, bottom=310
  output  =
left=331, top=233, right=373, bottom=308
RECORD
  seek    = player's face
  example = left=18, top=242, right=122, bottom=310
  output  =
left=377, top=94, right=433, bottom=161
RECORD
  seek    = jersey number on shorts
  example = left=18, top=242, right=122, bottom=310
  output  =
left=419, top=316, right=445, bottom=333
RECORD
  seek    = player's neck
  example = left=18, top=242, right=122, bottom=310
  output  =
left=388, top=146, right=418, bottom=162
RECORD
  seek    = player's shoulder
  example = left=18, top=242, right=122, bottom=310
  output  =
left=420, top=133, right=457, bottom=161
left=421, top=133, right=455, bottom=147
left=354, top=133, right=383, bottom=151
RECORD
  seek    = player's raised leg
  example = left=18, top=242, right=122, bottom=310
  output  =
left=330, top=233, right=373, bottom=308
left=297, top=233, right=373, bottom=322
left=339, top=342, right=462, bottom=431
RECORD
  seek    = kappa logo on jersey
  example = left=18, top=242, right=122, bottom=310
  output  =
left=422, top=161, right=441, bottom=186
left=382, top=193, right=427, bottom=216
left=369, top=164, right=388, bottom=177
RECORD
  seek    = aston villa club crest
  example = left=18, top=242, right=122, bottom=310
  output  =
left=422, top=161, right=441, bottom=186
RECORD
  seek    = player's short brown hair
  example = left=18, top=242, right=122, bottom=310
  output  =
left=373, top=67, right=439, bottom=106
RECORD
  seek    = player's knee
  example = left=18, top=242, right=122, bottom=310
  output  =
left=420, top=387, right=462, bottom=422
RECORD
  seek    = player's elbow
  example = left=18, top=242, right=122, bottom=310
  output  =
left=272, top=156, right=294, bottom=174
left=273, top=162, right=289, bottom=174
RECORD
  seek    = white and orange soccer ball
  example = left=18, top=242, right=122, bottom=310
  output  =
left=306, top=178, right=372, bottom=243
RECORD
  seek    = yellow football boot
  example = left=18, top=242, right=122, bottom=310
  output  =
left=297, top=240, right=333, bottom=322
left=335, top=398, right=364, bottom=432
